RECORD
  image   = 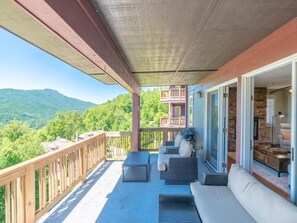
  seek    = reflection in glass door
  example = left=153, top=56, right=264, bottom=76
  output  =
left=207, top=91, right=219, bottom=169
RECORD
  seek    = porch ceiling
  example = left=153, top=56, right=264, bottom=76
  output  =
left=91, top=0, right=297, bottom=86
left=1, top=0, right=297, bottom=88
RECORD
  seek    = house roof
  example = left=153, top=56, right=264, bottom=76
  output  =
left=77, top=131, right=104, bottom=141
left=42, top=137, right=74, bottom=153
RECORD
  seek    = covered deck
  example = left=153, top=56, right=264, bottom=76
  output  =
left=38, top=154, right=211, bottom=223
left=1, top=1, right=297, bottom=223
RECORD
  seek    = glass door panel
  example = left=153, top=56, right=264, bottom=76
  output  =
left=207, top=91, right=219, bottom=169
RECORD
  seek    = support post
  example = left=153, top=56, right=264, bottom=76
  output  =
left=291, top=60, right=297, bottom=204
left=24, top=165, right=35, bottom=223
left=132, top=94, right=140, bottom=152
left=236, top=77, right=242, bottom=164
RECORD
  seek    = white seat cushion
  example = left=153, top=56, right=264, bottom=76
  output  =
left=280, top=123, right=291, bottom=129
left=179, top=139, right=192, bottom=157
left=190, top=182, right=256, bottom=223
left=228, top=164, right=297, bottom=223
left=157, top=153, right=180, bottom=171
left=174, top=133, right=183, bottom=147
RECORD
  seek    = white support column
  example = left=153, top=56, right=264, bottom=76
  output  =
left=240, top=76, right=254, bottom=172
left=291, top=61, right=297, bottom=204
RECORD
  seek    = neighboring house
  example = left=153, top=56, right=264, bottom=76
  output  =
left=42, top=137, right=75, bottom=153
left=160, top=85, right=186, bottom=127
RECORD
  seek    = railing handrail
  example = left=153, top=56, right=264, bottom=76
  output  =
left=139, top=127, right=184, bottom=132
left=0, top=133, right=105, bottom=179
left=105, top=132, right=131, bottom=137
left=0, top=132, right=108, bottom=223
left=160, top=88, right=186, bottom=100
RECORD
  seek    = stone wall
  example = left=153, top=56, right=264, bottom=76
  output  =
left=228, top=87, right=237, bottom=151
left=254, top=87, right=267, bottom=143
left=228, top=87, right=267, bottom=151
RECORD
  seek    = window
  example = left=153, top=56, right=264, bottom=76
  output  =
left=266, top=98, right=275, bottom=124
left=188, top=92, right=193, bottom=126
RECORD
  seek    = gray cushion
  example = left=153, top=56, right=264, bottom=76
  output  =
left=158, top=146, right=179, bottom=154
left=190, top=182, right=256, bottom=223
left=157, top=153, right=180, bottom=171
left=228, top=164, right=297, bottom=223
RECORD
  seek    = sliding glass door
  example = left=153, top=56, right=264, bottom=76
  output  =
left=207, top=90, right=219, bottom=169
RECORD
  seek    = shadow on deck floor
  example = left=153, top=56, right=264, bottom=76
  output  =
left=39, top=154, right=212, bottom=223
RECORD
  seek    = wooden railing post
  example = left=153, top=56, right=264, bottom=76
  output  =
left=24, top=165, right=35, bottom=223
left=103, top=133, right=107, bottom=161
left=82, top=144, right=87, bottom=181
left=138, top=129, right=142, bottom=150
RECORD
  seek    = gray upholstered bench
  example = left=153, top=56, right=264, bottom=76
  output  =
left=158, top=194, right=201, bottom=223
left=159, top=164, right=297, bottom=223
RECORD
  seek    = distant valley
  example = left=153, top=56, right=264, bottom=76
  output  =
left=0, top=88, right=96, bottom=129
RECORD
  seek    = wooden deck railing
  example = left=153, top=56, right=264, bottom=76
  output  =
left=160, top=117, right=186, bottom=127
left=160, top=88, right=186, bottom=101
left=0, top=128, right=180, bottom=222
left=106, top=132, right=131, bottom=159
left=0, top=133, right=107, bottom=223
left=138, top=128, right=184, bottom=151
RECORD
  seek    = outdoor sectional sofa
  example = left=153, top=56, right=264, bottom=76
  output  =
left=157, top=133, right=198, bottom=184
left=159, top=164, right=297, bottom=223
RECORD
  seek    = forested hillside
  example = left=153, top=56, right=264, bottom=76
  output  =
left=0, top=88, right=167, bottom=165
left=0, top=88, right=168, bottom=164
left=0, top=89, right=95, bottom=129
left=41, top=89, right=168, bottom=141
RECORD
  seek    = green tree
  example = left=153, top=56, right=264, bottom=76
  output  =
left=140, top=89, right=168, bottom=128
left=82, top=89, right=168, bottom=131
left=40, top=111, right=84, bottom=141
left=83, top=94, right=132, bottom=131
left=0, top=121, right=45, bottom=222
left=0, top=121, right=44, bottom=168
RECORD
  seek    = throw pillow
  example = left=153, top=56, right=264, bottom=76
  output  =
left=179, top=139, right=193, bottom=157
left=174, top=133, right=183, bottom=147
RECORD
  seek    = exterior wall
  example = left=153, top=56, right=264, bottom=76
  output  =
left=196, top=18, right=297, bottom=163
left=188, top=85, right=205, bottom=159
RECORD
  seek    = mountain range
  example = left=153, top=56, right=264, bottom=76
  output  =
left=0, top=88, right=96, bottom=129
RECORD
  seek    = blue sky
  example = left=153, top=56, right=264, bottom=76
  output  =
left=0, top=28, right=130, bottom=104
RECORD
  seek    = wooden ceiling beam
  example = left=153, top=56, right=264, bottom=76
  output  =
left=15, top=0, right=140, bottom=95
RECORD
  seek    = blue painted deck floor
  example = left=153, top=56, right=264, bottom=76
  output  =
left=38, top=154, right=211, bottom=223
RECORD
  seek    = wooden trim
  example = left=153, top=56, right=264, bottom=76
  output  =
left=253, top=172, right=289, bottom=200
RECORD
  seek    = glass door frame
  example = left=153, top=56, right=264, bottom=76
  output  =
left=241, top=54, right=297, bottom=204
left=206, top=90, right=219, bottom=170
left=204, top=78, right=238, bottom=173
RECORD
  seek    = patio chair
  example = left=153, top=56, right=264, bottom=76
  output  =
left=158, top=138, right=198, bottom=184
